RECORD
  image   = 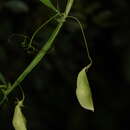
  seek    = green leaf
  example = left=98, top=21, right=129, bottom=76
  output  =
left=0, top=72, right=6, bottom=84
left=76, top=67, right=94, bottom=111
left=0, top=85, right=7, bottom=88
left=12, top=99, right=27, bottom=130
left=40, top=0, right=58, bottom=12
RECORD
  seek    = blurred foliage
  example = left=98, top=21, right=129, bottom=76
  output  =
left=0, top=0, right=130, bottom=130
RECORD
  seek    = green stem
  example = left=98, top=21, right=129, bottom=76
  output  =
left=5, top=0, right=74, bottom=96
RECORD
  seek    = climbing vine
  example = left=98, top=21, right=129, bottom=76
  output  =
left=0, top=0, right=94, bottom=129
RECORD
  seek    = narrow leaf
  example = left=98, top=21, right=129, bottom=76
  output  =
left=76, top=67, right=94, bottom=111
left=40, top=0, right=58, bottom=12
left=12, top=100, right=27, bottom=130
left=0, top=72, right=6, bottom=84
left=0, top=85, right=7, bottom=88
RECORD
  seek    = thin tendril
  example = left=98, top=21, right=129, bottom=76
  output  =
left=67, top=16, right=92, bottom=69
left=18, top=85, right=25, bottom=101
left=28, top=13, right=60, bottom=48
left=8, top=34, right=29, bottom=43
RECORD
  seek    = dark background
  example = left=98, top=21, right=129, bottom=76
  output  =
left=0, top=0, right=130, bottom=130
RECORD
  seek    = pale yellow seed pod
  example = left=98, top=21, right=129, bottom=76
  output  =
left=76, top=67, right=94, bottom=111
left=12, top=100, right=27, bottom=130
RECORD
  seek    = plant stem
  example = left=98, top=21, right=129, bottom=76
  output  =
left=5, top=0, right=74, bottom=96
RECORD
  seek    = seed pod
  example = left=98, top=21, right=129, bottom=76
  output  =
left=12, top=100, right=27, bottom=130
left=76, top=67, right=94, bottom=111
